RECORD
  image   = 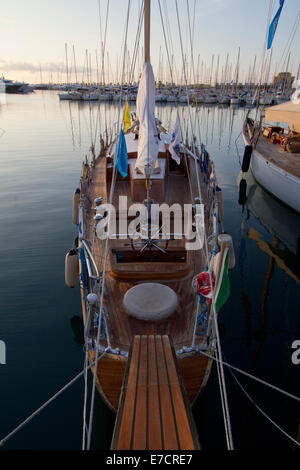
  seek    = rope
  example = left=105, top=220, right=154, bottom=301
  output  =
left=225, top=357, right=300, bottom=448
left=82, top=350, right=89, bottom=450
left=186, top=0, right=196, bottom=85
left=252, top=0, right=274, bottom=141
left=278, top=9, right=300, bottom=73
left=157, top=0, right=174, bottom=84
left=98, top=0, right=110, bottom=88
left=174, top=0, right=234, bottom=450
left=197, top=349, right=300, bottom=447
left=197, top=350, right=300, bottom=404
left=128, top=1, right=144, bottom=85
left=0, top=352, right=107, bottom=449
left=82, top=296, right=95, bottom=450
left=86, top=0, right=132, bottom=451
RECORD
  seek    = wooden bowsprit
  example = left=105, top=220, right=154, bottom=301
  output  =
left=111, top=335, right=200, bottom=450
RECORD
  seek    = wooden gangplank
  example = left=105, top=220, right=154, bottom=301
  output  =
left=111, top=335, right=200, bottom=450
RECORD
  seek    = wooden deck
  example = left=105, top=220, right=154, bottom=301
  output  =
left=79, top=139, right=216, bottom=410
left=83, top=149, right=210, bottom=353
left=110, top=335, right=200, bottom=450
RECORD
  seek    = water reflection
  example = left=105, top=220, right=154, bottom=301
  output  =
left=242, top=171, right=300, bottom=278
left=236, top=168, right=300, bottom=374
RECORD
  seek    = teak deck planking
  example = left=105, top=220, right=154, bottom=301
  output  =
left=111, top=335, right=200, bottom=450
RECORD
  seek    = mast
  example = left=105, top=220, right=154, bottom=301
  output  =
left=73, top=45, right=78, bottom=84
left=65, top=43, right=69, bottom=89
left=144, top=0, right=150, bottom=63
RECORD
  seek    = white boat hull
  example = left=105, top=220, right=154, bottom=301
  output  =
left=204, top=96, right=217, bottom=104
left=59, top=93, right=72, bottom=100
left=250, top=148, right=300, bottom=213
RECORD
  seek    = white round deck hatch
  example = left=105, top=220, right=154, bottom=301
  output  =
left=123, top=283, right=178, bottom=321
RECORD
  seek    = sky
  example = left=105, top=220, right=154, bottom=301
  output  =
left=0, top=0, right=299, bottom=84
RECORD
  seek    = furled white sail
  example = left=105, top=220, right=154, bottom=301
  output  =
left=135, top=61, right=159, bottom=176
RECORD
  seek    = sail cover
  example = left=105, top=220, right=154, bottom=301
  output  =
left=135, top=62, right=159, bottom=176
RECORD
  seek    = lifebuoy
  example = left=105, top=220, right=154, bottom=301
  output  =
left=196, top=272, right=215, bottom=303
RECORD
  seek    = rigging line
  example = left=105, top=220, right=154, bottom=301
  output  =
left=281, top=16, right=300, bottom=74
left=215, top=347, right=232, bottom=448
left=157, top=0, right=174, bottom=84
left=174, top=0, right=233, bottom=450
left=82, top=294, right=96, bottom=450
left=191, top=0, right=196, bottom=54
left=0, top=353, right=107, bottom=449
left=184, top=153, right=194, bottom=203
left=186, top=0, right=196, bottom=85
left=278, top=10, right=300, bottom=72
left=212, top=312, right=233, bottom=451
left=226, top=357, right=300, bottom=448
left=174, top=0, right=201, bottom=199
left=252, top=0, right=274, bottom=139
left=129, top=0, right=144, bottom=85
left=86, top=0, right=132, bottom=451
left=92, top=100, right=102, bottom=149
left=162, top=0, right=176, bottom=82
left=129, top=3, right=143, bottom=84
left=97, top=0, right=103, bottom=51
left=82, top=350, right=89, bottom=450
left=185, top=1, right=203, bottom=146
left=102, top=0, right=110, bottom=87
left=197, top=350, right=300, bottom=403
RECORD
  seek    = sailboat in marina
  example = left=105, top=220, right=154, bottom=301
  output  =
left=242, top=100, right=300, bottom=213
left=240, top=0, right=300, bottom=214
left=65, top=0, right=233, bottom=449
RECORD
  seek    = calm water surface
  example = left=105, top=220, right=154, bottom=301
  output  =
left=0, top=91, right=299, bottom=450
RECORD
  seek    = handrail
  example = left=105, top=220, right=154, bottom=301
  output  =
left=81, top=239, right=100, bottom=279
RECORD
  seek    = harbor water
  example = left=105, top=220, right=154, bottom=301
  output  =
left=0, top=91, right=299, bottom=450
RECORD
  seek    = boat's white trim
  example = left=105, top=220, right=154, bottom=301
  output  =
left=250, top=148, right=300, bottom=213
left=242, top=132, right=300, bottom=213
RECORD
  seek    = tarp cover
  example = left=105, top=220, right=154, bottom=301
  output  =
left=265, top=101, right=300, bottom=132
left=135, top=62, right=159, bottom=176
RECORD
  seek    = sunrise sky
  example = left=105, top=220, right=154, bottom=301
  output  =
left=0, top=0, right=299, bottom=84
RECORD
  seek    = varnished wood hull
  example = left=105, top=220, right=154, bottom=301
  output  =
left=89, top=349, right=213, bottom=412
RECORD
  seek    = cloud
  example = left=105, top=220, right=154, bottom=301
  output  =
left=0, top=60, right=97, bottom=75
left=0, top=60, right=64, bottom=73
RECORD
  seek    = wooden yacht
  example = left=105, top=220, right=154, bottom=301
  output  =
left=65, top=0, right=232, bottom=413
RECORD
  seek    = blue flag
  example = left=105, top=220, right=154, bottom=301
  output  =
left=116, top=129, right=128, bottom=178
left=267, top=0, right=285, bottom=49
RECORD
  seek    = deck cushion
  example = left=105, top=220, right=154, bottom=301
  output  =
left=123, top=282, right=178, bottom=320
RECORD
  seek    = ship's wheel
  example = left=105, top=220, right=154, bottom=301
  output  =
left=129, top=223, right=169, bottom=260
